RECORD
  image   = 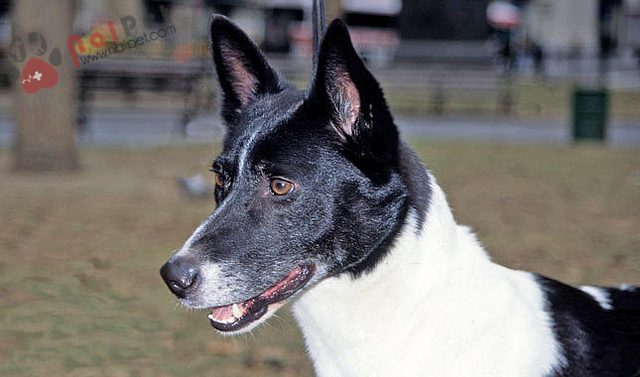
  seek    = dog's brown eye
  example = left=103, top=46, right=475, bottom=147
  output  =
left=270, top=178, right=294, bottom=196
left=213, top=172, right=224, bottom=187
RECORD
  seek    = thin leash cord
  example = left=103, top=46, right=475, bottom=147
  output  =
left=311, top=0, right=326, bottom=72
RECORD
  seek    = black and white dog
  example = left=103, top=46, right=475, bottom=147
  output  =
left=160, top=16, right=640, bottom=376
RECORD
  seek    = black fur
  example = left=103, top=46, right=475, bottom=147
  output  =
left=210, top=16, right=292, bottom=136
left=537, top=276, right=640, bottom=376
left=309, top=20, right=399, bottom=184
left=160, top=15, right=432, bottom=310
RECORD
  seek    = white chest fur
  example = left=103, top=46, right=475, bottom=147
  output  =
left=293, top=177, right=564, bottom=377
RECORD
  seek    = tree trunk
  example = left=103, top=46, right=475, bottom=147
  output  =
left=325, top=0, right=343, bottom=21
left=13, top=0, right=79, bottom=171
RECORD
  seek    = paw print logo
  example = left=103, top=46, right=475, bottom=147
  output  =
left=8, top=32, right=63, bottom=94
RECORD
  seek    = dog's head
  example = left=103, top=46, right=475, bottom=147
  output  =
left=160, top=16, right=420, bottom=334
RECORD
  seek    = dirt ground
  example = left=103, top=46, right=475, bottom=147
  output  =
left=0, top=141, right=638, bottom=376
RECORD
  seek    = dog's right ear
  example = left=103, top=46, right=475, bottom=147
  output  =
left=308, top=20, right=398, bottom=168
left=210, top=15, right=284, bottom=127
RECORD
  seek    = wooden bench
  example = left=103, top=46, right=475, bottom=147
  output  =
left=374, top=67, right=516, bottom=115
left=268, top=56, right=515, bottom=116
left=77, top=57, right=212, bottom=135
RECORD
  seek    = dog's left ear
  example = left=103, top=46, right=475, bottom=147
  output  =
left=210, top=15, right=286, bottom=127
left=309, top=19, right=398, bottom=163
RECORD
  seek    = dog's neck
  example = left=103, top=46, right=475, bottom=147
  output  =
left=293, top=173, right=563, bottom=376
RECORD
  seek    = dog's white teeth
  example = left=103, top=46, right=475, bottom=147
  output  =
left=208, top=313, right=236, bottom=324
left=232, top=303, right=243, bottom=318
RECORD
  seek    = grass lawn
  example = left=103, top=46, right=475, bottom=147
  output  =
left=0, top=141, right=638, bottom=376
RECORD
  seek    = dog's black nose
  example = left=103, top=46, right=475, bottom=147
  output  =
left=160, top=256, right=200, bottom=298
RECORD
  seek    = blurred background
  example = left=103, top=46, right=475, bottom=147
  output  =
left=0, top=0, right=638, bottom=376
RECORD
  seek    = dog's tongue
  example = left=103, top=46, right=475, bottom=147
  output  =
left=210, top=305, right=234, bottom=321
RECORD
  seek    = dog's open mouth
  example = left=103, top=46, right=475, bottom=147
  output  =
left=207, top=264, right=315, bottom=332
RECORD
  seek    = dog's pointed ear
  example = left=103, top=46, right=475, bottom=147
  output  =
left=309, top=19, right=398, bottom=163
left=210, top=15, right=284, bottom=126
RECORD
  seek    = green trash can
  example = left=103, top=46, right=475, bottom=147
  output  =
left=572, top=87, right=608, bottom=141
